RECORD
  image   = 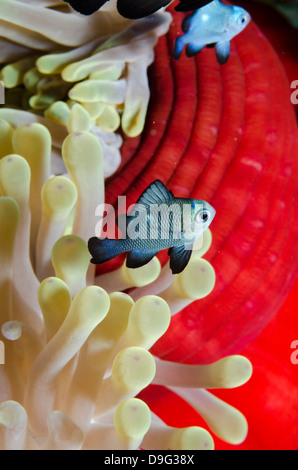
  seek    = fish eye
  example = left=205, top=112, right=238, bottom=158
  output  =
left=195, top=210, right=211, bottom=223
left=238, top=15, right=247, bottom=25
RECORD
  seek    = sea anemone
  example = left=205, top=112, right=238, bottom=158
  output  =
left=0, top=0, right=171, bottom=177
left=104, top=2, right=297, bottom=364
left=1, top=10, right=171, bottom=136
left=0, top=0, right=297, bottom=451
left=0, top=120, right=252, bottom=449
left=146, top=276, right=298, bottom=450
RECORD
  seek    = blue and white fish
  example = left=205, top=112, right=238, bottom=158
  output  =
left=173, top=0, right=251, bottom=64
left=63, top=0, right=214, bottom=18
left=88, top=180, right=215, bottom=274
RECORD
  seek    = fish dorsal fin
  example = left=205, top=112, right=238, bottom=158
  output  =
left=199, top=0, right=222, bottom=14
left=135, top=180, right=175, bottom=209
left=204, top=0, right=221, bottom=9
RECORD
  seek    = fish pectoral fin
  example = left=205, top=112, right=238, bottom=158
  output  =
left=168, top=244, right=193, bottom=274
left=186, top=43, right=204, bottom=58
left=215, top=41, right=230, bottom=65
left=126, top=250, right=159, bottom=269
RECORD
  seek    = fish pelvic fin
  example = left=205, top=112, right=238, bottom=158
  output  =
left=126, top=249, right=159, bottom=269
left=88, top=237, right=123, bottom=265
left=215, top=40, right=230, bottom=65
left=185, top=42, right=204, bottom=58
left=173, top=36, right=185, bottom=60
left=168, top=243, right=193, bottom=274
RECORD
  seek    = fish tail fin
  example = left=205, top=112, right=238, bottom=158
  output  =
left=88, top=237, right=123, bottom=264
left=173, top=36, right=185, bottom=60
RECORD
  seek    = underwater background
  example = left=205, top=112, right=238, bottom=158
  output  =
left=0, top=0, right=297, bottom=450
